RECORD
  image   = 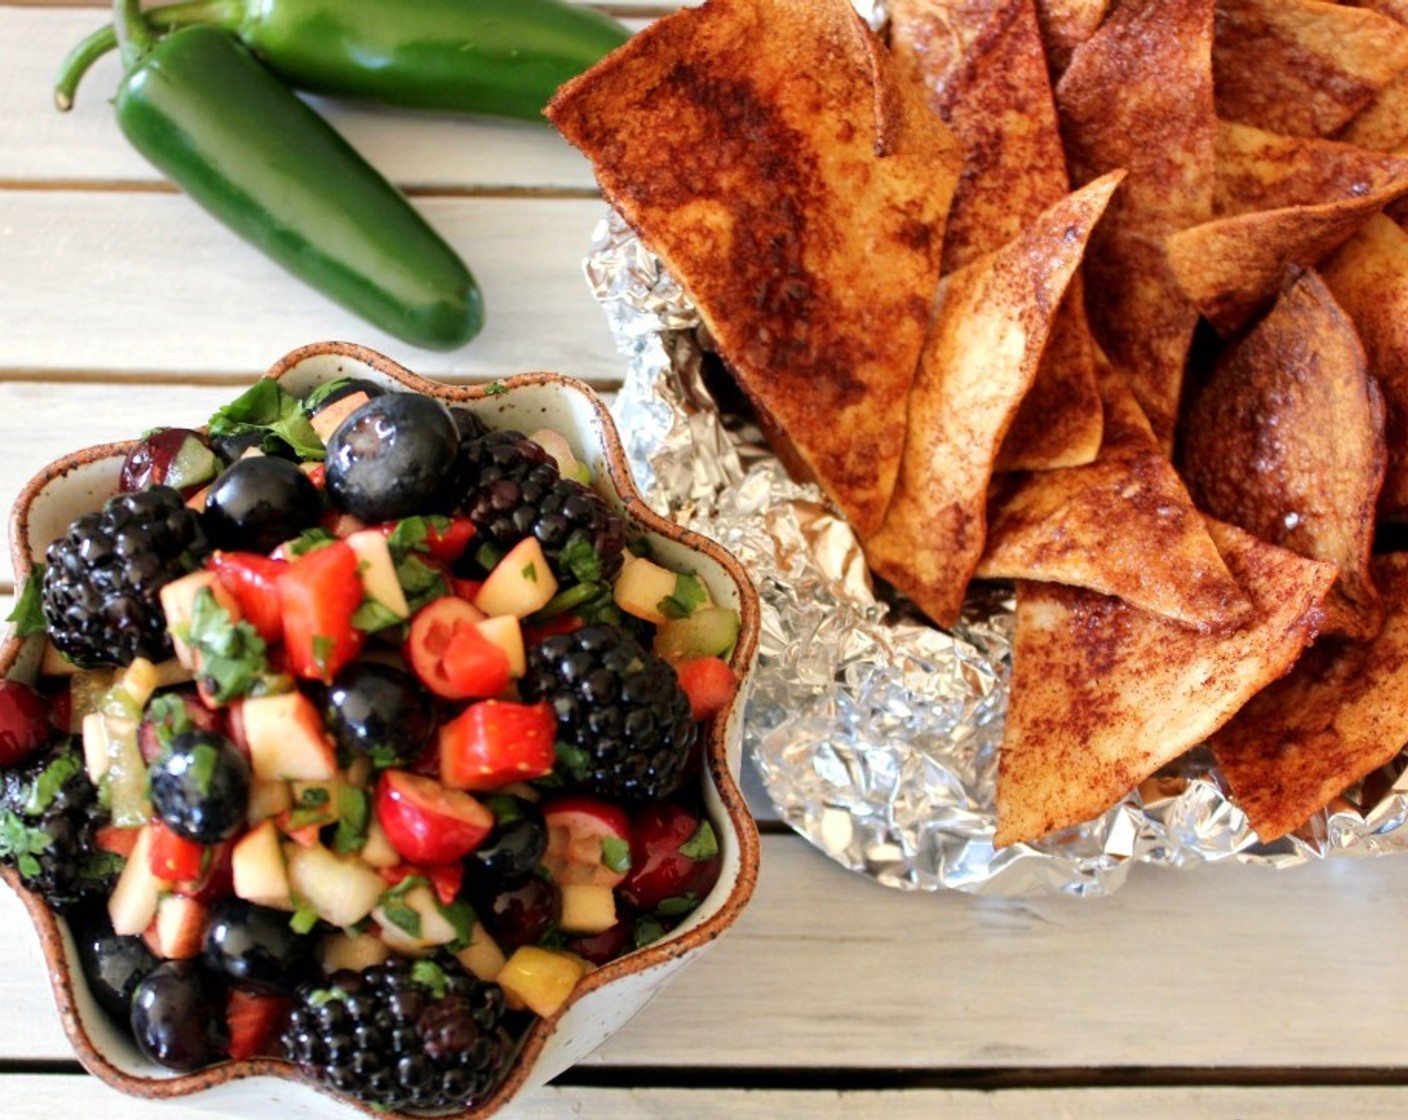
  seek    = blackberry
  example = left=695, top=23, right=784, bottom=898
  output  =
left=455, top=430, right=626, bottom=583
left=281, top=958, right=510, bottom=1112
left=0, top=739, right=116, bottom=911
left=518, top=625, right=695, bottom=802
left=42, top=485, right=210, bottom=668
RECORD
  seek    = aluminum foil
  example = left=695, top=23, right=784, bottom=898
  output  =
left=585, top=209, right=1408, bottom=898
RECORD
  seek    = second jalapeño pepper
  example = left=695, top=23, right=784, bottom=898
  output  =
left=108, top=0, right=483, bottom=350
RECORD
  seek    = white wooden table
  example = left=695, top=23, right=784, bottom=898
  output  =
left=5, top=2, right=1408, bottom=1117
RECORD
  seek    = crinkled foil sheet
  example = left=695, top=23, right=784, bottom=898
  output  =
left=586, top=210, right=1408, bottom=898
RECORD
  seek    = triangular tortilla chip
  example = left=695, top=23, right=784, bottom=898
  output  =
left=890, top=0, right=1103, bottom=470
left=1211, top=122, right=1408, bottom=217
left=1321, top=213, right=1408, bottom=519
left=548, top=0, right=963, bottom=537
left=977, top=358, right=1251, bottom=629
left=863, top=171, right=1123, bottom=629
left=1033, top=0, right=1111, bottom=77
left=1054, top=0, right=1215, bottom=448
left=1212, top=0, right=1408, bottom=138
left=1211, top=553, right=1408, bottom=843
left=995, top=518, right=1335, bottom=848
left=1178, top=271, right=1386, bottom=640
left=1167, top=128, right=1408, bottom=334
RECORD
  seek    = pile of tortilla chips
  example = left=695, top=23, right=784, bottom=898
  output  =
left=549, top=0, right=1408, bottom=852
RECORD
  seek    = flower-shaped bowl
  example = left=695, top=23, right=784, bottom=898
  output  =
left=0, top=340, right=761, bottom=1118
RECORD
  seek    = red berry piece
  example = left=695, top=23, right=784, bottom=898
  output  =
left=0, top=680, right=51, bottom=767
left=620, top=803, right=723, bottom=914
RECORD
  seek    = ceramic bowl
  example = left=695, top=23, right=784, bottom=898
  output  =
left=0, top=341, right=761, bottom=1118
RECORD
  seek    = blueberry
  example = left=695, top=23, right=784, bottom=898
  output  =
left=203, top=898, right=315, bottom=995
left=130, top=959, right=228, bottom=1071
left=203, top=456, right=321, bottom=553
left=324, top=662, right=437, bottom=770
left=149, top=730, right=250, bottom=844
left=467, top=797, right=548, bottom=886
left=324, top=393, right=460, bottom=523
left=68, top=899, right=160, bottom=1022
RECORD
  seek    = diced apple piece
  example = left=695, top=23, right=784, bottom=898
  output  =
left=653, top=606, right=741, bottom=661
left=109, top=826, right=167, bottom=936
left=358, top=817, right=401, bottom=869
left=40, top=642, right=81, bottom=678
left=455, top=923, right=507, bottom=983
left=526, top=428, right=581, bottom=477
left=159, top=571, right=240, bottom=671
left=319, top=931, right=391, bottom=974
left=246, top=778, right=293, bottom=826
left=475, top=614, right=526, bottom=677
left=372, top=884, right=460, bottom=955
left=558, top=883, right=618, bottom=936
left=497, top=946, right=586, bottom=1017
left=232, top=819, right=293, bottom=910
left=346, top=528, right=410, bottom=623
left=309, top=391, right=372, bottom=443
left=243, top=691, right=337, bottom=781
left=284, top=843, right=386, bottom=929
left=474, top=538, right=558, bottom=618
left=144, top=894, right=208, bottom=960
left=613, top=557, right=711, bottom=625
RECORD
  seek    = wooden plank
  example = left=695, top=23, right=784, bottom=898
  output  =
left=0, top=191, right=622, bottom=379
left=0, top=6, right=630, bottom=190
left=4, top=837, right=1408, bottom=1070
left=8, top=1076, right=1408, bottom=1120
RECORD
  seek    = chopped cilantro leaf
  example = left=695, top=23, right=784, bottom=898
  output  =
left=290, top=903, right=321, bottom=935
left=554, top=741, right=590, bottom=782
left=600, top=836, right=632, bottom=875
left=208, top=379, right=326, bottom=461
left=5, top=567, right=47, bottom=637
left=26, top=754, right=82, bottom=815
left=300, top=378, right=357, bottom=414
left=333, top=786, right=370, bottom=855
left=633, top=916, right=666, bottom=949
left=474, top=542, right=505, bottom=572
left=185, top=588, right=268, bottom=703
left=144, top=693, right=193, bottom=754
left=352, top=598, right=402, bottom=633
left=286, top=528, right=337, bottom=556
left=411, top=959, right=451, bottom=998
left=395, top=554, right=449, bottom=613
left=80, top=850, right=126, bottom=882
left=679, top=820, right=718, bottom=862
left=187, top=743, right=220, bottom=798
left=0, top=810, right=52, bottom=880
left=530, top=581, right=607, bottom=623
left=657, top=573, right=708, bottom=621
left=483, top=381, right=508, bottom=397
left=559, top=532, right=603, bottom=584
left=379, top=878, right=424, bottom=939
left=656, top=894, right=700, bottom=917
left=522, top=562, right=538, bottom=582
left=311, top=635, right=335, bottom=674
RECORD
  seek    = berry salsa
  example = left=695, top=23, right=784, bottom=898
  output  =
left=0, top=376, right=741, bottom=1112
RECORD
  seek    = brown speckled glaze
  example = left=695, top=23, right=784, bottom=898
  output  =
left=2, top=341, right=761, bottom=1119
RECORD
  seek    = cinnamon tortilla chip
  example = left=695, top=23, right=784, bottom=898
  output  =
left=1178, top=271, right=1386, bottom=640
left=978, top=358, right=1250, bottom=630
left=1054, top=0, right=1215, bottom=448
left=995, top=519, right=1335, bottom=848
left=890, top=0, right=1102, bottom=469
left=1167, top=127, right=1408, bottom=333
left=1321, top=213, right=1408, bottom=519
left=548, top=0, right=962, bottom=537
left=1213, top=0, right=1408, bottom=138
left=1210, top=553, right=1408, bottom=843
left=863, top=171, right=1123, bottom=629
left=1033, top=0, right=1111, bottom=76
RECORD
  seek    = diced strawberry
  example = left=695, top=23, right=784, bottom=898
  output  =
left=277, top=540, right=366, bottom=684
left=95, top=823, right=141, bottom=859
left=175, top=840, right=234, bottom=904
left=303, top=462, right=327, bottom=490
left=378, top=861, right=464, bottom=907
left=210, top=551, right=288, bottom=645
left=148, top=820, right=207, bottom=883
left=381, top=516, right=477, bottom=564
left=226, top=988, right=292, bottom=1060
left=438, top=700, right=557, bottom=791
left=673, top=656, right=738, bottom=721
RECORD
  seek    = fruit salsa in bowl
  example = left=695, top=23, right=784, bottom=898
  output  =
left=0, top=341, right=761, bottom=1118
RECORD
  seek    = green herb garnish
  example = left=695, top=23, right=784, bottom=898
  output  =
left=601, top=835, right=632, bottom=875
left=332, top=786, right=370, bottom=855
left=658, top=573, right=708, bottom=621
left=5, top=568, right=47, bottom=637
left=679, top=820, right=719, bottom=862
left=182, top=588, right=268, bottom=703
left=208, top=379, right=326, bottom=461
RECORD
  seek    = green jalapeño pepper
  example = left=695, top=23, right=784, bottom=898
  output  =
left=58, top=0, right=629, bottom=123
left=104, top=0, right=483, bottom=350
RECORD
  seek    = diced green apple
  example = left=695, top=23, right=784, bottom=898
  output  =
left=558, top=883, right=618, bottom=935
left=346, top=528, right=410, bottom=623
left=243, top=691, right=338, bottom=781
left=246, top=777, right=294, bottom=826
left=476, top=614, right=526, bottom=677
left=455, top=923, right=507, bottom=982
left=159, top=570, right=240, bottom=671
left=231, top=819, right=293, bottom=910
left=613, top=557, right=713, bottom=625
left=284, top=842, right=386, bottom=929
left=108, top=825, right=165, bottom=936
left=357, top=816, right=402, bottom=869
left=653, top=606, right=742, bottom=661
left=474, top=538, right=558, bottom=618
left=319, top=931, right=391, bottom=973
left=373, top=884, right=461, bottom=955
left=145, top=894, right=208, bottom=960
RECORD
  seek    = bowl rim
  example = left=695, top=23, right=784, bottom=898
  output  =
left=0, top=340, right=763, bottom=1118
